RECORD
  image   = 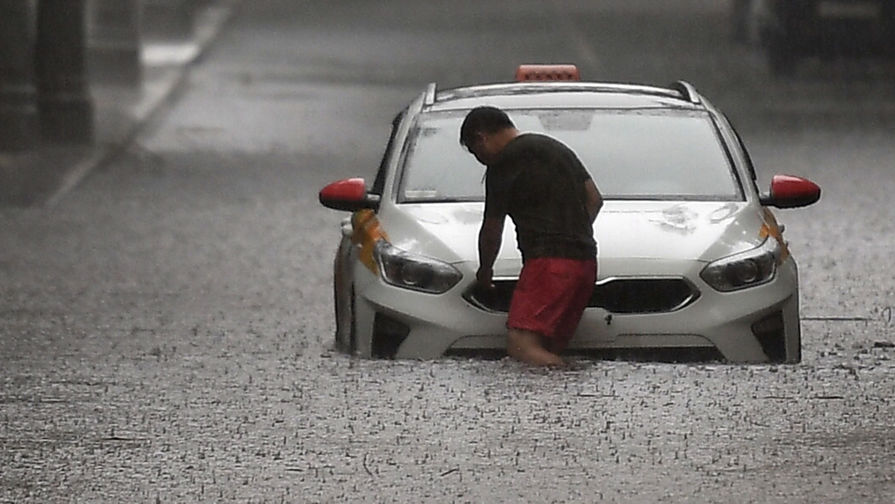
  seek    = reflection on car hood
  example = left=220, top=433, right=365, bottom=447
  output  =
left=383, top=200, right=765, bottom=267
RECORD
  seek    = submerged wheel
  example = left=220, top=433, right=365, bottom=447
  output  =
left=348, top=287, right=357, bottom=355
left=333, top=283, right=357, bottom=355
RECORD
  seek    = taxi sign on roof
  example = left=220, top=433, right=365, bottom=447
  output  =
left=515, top=64, right=580, bottom=82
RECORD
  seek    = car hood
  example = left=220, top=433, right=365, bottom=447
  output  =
left=382, top=200, right=766, bottom=267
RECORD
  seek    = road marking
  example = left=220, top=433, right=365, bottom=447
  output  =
left=142, top=43, right=200, bottom=66
left=44, top=150, right=108, bottom=209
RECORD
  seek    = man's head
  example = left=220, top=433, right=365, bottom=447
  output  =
left=460, top=106, right=518, bottom=165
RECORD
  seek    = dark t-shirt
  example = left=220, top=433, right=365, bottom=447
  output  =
left=484, top=133, right=597, bottom=261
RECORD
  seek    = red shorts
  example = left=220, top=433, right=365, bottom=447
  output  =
left=507, top=257, right=596, bottom=345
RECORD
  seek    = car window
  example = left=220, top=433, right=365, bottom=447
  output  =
left=398, top=108, right=743, bottom=202
left=371, top=111, right=405, bottom=196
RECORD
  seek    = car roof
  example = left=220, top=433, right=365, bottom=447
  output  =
left=427, top=82, right=706, bottom=112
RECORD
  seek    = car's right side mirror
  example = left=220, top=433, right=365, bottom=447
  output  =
left=759, top=174, right=821, bottom=208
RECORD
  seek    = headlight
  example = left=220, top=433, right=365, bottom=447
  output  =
left=700, top=238, right=780, bottom=292
left=374, top=241, right=462, bottom=294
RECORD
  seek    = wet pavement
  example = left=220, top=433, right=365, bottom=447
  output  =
left=2, top=0, right=894, bottom=502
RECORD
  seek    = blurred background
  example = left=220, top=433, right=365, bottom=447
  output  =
left=2, top=0, right=894, bottom=204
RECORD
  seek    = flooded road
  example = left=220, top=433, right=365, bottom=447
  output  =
left=2, top=0, right=894, bottom=502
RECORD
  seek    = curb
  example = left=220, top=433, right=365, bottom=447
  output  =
left=44, top=1, right=238, bottom=209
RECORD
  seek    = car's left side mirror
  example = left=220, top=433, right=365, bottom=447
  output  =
left=759, top=174, right=821, bottom=209
left=319, top=178, right=380, bottom=212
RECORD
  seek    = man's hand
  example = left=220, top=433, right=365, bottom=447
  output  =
left=474, top=266, right=497, bottom=304
left=475, top=266, right=495, bottom=290
left=477, top=216, right=504, bottom=295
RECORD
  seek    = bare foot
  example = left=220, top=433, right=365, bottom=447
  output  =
left=507, top=328, right=565, bottom=367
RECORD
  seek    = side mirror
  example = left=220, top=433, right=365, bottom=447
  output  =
left=319, top=178, right=380, bottom=212
left=318, top=178, right=379, bottom=212
left=759, top=174, right=821, bottom=209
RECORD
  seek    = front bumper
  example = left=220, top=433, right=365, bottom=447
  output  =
left=351, top=257, right=801, bottom=363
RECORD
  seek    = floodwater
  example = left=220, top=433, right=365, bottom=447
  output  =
left=2, top=0, right=894, bottom=501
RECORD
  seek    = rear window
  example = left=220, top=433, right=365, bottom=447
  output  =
left=398, top=108, right=742, bottom=202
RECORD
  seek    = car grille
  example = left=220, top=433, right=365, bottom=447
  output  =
left=467, top=277, right=698, bottom=314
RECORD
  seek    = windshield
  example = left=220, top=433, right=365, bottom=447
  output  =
left=397, top=108, right=742, bottom=202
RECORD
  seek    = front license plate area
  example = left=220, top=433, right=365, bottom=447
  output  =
left=576, top=308, right=616, bottom=342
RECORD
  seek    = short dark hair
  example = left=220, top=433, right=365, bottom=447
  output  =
left=459, top=106, right=515, bottom=147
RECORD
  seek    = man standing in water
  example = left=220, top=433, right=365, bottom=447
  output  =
left=461, top=106, right=603, bottom=367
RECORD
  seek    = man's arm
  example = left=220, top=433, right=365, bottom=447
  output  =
left=477, top=216, right=505, bottom=285
left=584, top=178, right=603, bottom=224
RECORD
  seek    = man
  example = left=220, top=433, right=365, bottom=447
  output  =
left=460, top=106, right=603, bottom=367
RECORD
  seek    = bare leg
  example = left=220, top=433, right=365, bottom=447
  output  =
left=544, top=336, right=569, bottom=355
left=506, top=328, right=565, bottom=367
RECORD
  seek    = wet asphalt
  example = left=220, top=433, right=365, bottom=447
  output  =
left=2, top=0, right=894, bottom=502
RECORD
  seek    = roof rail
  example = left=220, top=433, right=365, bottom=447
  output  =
left=424, top=82, right=437, bottom=105
left=668, top=80, right=700, bottom=104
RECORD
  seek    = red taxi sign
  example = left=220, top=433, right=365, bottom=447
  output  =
left=515, top=64, right=580, bottom=82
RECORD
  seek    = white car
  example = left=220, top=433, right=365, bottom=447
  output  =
left=319, top=65, right=820, bottom=363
